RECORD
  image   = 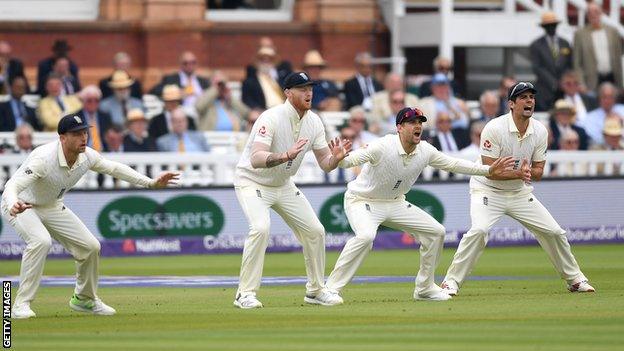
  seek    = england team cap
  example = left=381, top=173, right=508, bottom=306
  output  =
left=396, top=107, right=427, bottom=125
left=508, top=81, right=537, bottom=100
left=57, top=114, right=90, bottom=134
left=283, top=71, right=317, bottom=89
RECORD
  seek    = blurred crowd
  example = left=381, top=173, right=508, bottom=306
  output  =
left=0, top=3, right=622, bottom=175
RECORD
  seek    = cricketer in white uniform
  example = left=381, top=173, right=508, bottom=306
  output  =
left=2, top=114, right=180, bottom=319
left=442, top=82, right=595, bottom=295
left=233, top=72, right=351, bottom=309
left=324, top=107, right=515, bottom=303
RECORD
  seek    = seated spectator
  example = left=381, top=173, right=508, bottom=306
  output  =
left=420, top=73, right=470, bottom=129
left=418, top=56, right=462, bottom=98
left=99, top=70, right=144, bottom=126
left=346, top=106, right=377, bottom=149
left=498, top=76, right=517, bottom=115
left=458, top=121, right=486, bottom=161
left=475, top=90, right=500, bottom=122
left=0, top=76, right=42, bottom=131
left=37, top=39, right=79, bottom=96
left=302, top=50, right=340, bottom=111
left=0, top=40, right=27, bottom=94
left=124, top=109, right=157, bottom=152
left=429, top=111, right=470, bottom=152
left=373, top=90, right=407, bottom=136
left=99, top=52, right=143, bottom=99
left=52, top=57, right=80, bottom=96
left=75, top=85, right=112, bottom=152
left=37, top=73, right=82, bottom=131
left=12, top=123, right=35, bottom=154
left=581, top=83, right=624, bottom=146
left=149, top=84, right=197, bottom=139
left=548, top=99, right=589, bottom=150
left=244, top=36, right=292, bottom=86
left=557, top=70, right=597, bottom=124
left=550, top=129, right=587, bottom=177
left=196, top=70, right=249, bottom=131
left=103, top=124, right=125, bottom=152
left=343, top=52, right=383, bottom=111
left=157, top=107, right=210, bottom=152
left=591, top=117, right=624, bottom=151
left=242, top=46, right=286, bottom=110
left=371, top=72, right=419, bottom=128
left=559, top=129, right=581, bottom=151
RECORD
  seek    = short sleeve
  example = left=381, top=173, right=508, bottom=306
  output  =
left=532, top=129, right=548, bottom=162
left=479, top=123, right=501, bottom=158
left=253, top=115, right=275, bottom=146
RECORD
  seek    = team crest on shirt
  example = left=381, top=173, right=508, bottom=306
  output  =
left=258, top=125, right=267, bottom=136
left=24, top=167, right=33, bottom=175
left=483, top=139, right=492, bottom=150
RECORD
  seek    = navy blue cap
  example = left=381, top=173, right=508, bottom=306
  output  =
left=508, top=81, right=537, bottom=100
left=396, top=107, right=427, bottom=125
left=57, top=114, right=89, bottom=134
left=283, top=71, right=317, bottom=89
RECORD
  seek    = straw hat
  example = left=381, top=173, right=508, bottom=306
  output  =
left=108, top=70, right=134, bottom=89
left=303, top=50, right=327, bottom=67
left=552, top=99, right=576, bottom=114
left=162, top=84, right=182, bottom=101
left=540, top=11, right=560, bottom=26
left=603, top=118, right=623, bottom=136
left=126, top=108, right=146, bottom=123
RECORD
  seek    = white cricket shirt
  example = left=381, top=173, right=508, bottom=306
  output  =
left=2, top=140, right=154, bottom=208
left=339, top=134, right=490, bottom=200
left=470, top=113, right=548, bottom=194
left=235, top=100, right=327, bottom=187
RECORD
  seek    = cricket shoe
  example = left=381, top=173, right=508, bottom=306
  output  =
left=304, top=289, right=343, bottom=306
left=414, top=287, right=452, bottom=302
left=440, top=280, right=459, bottom=296
left=233, top=293, right=263, bottom=309
left=568, top=280, right=595, bottom=293
left=11, top=303, right=36, bottom=319
left=69, top=294, right=116, bottom=315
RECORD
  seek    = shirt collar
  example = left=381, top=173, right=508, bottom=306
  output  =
left=284, top=99, right=306, bottom=123
left=57, top=140, right=86, bottom=169
left=395, top=134, right=418, bottom=156
left=507, top=112, right=535, bottom=136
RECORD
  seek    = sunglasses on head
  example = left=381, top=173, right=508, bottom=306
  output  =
left=509, top=82, right=534, bottom=99
left=397, top=108, right=425, bottom=124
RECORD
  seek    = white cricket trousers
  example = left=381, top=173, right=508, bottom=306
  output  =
left=444, top=190, right=587, bottom=287
left=2, top=201, right=101, bottom=306
left=235, top=183, right=326, bottom=296
left=326, top=192, right=446, bottom=295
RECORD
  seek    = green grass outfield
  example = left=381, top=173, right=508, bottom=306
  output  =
left=1, top=244, right=623, bottom=351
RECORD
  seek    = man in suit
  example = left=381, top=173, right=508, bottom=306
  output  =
left=370, top=72, right=420, bottom=128
left=417, top=56, right=462, bottom=98
left=37, top=39, right=79, bottom=96
left=0, top=77, right=42, bottom=131
left=124, top=109, right=157, bottom=152
left=529, top=12, right=573, bottom=111
left=99, top=70, right=144, bottom=126
left=0, top=41, right=28, bottom=94
left=36, top=74, right=82, bottom=131
left=556, top=70, right=598, bottom=125
left=148, top=84, right=197, bottom=139
left=75, top=85, right=112, bottom=152
left=430, top=111, right=469, bottom=152
left=52, top=57, right=81, bottom=97
left=343, top=52, right=383, bottom=111
left=242, top=46, right=287, bottom=110
left=156, top=107, right=210, bottom=152
left=548, top=99, right=589, bottom=150
left=99, top=52, right=143, bottom=100
left=573, top=3, right=623, bottom=92
left=196, top=71, right=249, bottom=131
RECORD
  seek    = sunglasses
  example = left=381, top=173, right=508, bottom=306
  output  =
left=397, top=108, right=425, bottom=124
left=508, top=82, right=534, bottom=99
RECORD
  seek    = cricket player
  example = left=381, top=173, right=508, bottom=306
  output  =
left=324, top=107, right=516, bottom=303
left=2, top=114, right=180, bottom=319
left=233, top=71, right=352, bottom=309
left=442, top=82, right=595, bottom=295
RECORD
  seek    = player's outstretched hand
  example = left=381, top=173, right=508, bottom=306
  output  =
left=152, top=172, right=181, bottom=188
left=286, top=138, right=309, bottom=160
left=10, top=201, right=32, bottom=217
left=520, top=159, right=531, bottom=184
left=488, top=156, right=515, bottom=177
left=329, top=137, right=352, bottom=161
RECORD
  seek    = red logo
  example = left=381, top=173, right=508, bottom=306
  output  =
left=258, top=126, right=267, bottom=136
left=122, top=239, right=136, bottom=253
left=483, top=140, right=492, bottom=149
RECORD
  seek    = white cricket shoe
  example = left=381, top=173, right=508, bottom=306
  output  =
left=414, top=288, right=452, bottom=301
left=568, top=280, right=595, bottom=293
left=441, top=280, right=459, bottom=296
left=233, top=293, right=263, bottom=309
left=69, top=294, right=116, bottom=315
left=304, top=289, right=343, bottom=306
left=11, top=303, right=36, bottom=319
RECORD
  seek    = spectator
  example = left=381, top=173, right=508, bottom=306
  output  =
left=418, top=56, right=462, bottom=98
left=497, top=76, right=517, bottom=115
left=242, top=46, right=286, bottom=110
left=99, top=70, right=144, bottom=126
left=559, top=129, right=581, bottom=151
left=99, top=52, right=143, bottom=99
left=0, top=40, right=27, bottom=94
left=343, top=52, right=383, bottom=111
left=123, top=109, right=157, bottom=152
left=0, top=76, right=41, bottom=131
left=346, top=106, right=377, bottom=150
left=591, top=117, right=624, bottom=151
left=557, top=70, right=598, bottom=124
left=529, top=11, right=572, bottom=111
left=429, top=111, right=470, bottom=153
left=550, top=129, right=586, bottom=177
left=103, top=124, right=125, bottom=152
left=148, top=84, right=197, bottom=139
left=75, top=85, right=112, bottom=152
left=302, top=50, right=340, bottom=111
left=245, top=36, right=292, bottom=85
left=573, top=2, right=623, bottom=91
left=157, top=107, right=210, bottom=152
left=371, top=72, right=419, bottom=128
left=473, top=90, right=500, bottom=124
left=458, top=121, right=486, bottom=160
left=152, top=51, right=209, bottom=113
left=37, top=39, right=79, bottom=96
left=581, top=83, right=624, bottom=146
left=548, top=99, right=589, bottom=150
left=325, top=125, right=359, bottom=183
left=373, top=90, right=407, bottom=136
left=36, top=74, right=82, bottom=131
left=420, top=73, right=470, bottom=129
left=52, top=57, right=81, bottom=96
left=196, top=70, right=249, bottom=131
left=12, top=123, right=35, bottom=154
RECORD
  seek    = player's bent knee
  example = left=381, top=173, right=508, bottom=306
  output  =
left=249, top=223, right=271, bottom=239
left=357, top=232, right=377, bottom=245
left=31, top=237, right=52, bottom=252
left=432, top=223, right=446, bottom=237
left=87, top=239, right=101, bottom=254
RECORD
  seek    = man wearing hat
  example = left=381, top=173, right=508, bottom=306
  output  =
left=443, top=82, right=595, bottom=296
left=302, top=50, right=340, bottom=111
left=234, top=71, right=351, bottom=309
left=242, top=46, right=288, bottom=110
left=548, top=99, right=589, bottom=150
left=148, top=84, right=198, bottom=139
left=99, top=70, right=144, bottom=125
left=324, top=107, right=513, bottom=303
left=2, top=114, right=180, bottom=319
left=529, top=11, right=572, bottom=111
left=593, top=116, right=624, bottom=151
left=37, top=39, right=79, bottom=96
left=124, top=108, right=157, bottom=152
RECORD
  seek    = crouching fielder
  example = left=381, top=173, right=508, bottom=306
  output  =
left=1, top=114, right=180, bottom=319
left=324, top=107, right=515, bottom=303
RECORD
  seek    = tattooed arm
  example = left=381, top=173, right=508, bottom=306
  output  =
left=250, top=138, right=309, bottom=169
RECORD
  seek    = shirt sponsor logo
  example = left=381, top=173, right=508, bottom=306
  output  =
left=483, top=139, right=492, bottom=150
left=24, top=168, right=32, bottom=175
left=258, top=126, right=267, bottom=136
